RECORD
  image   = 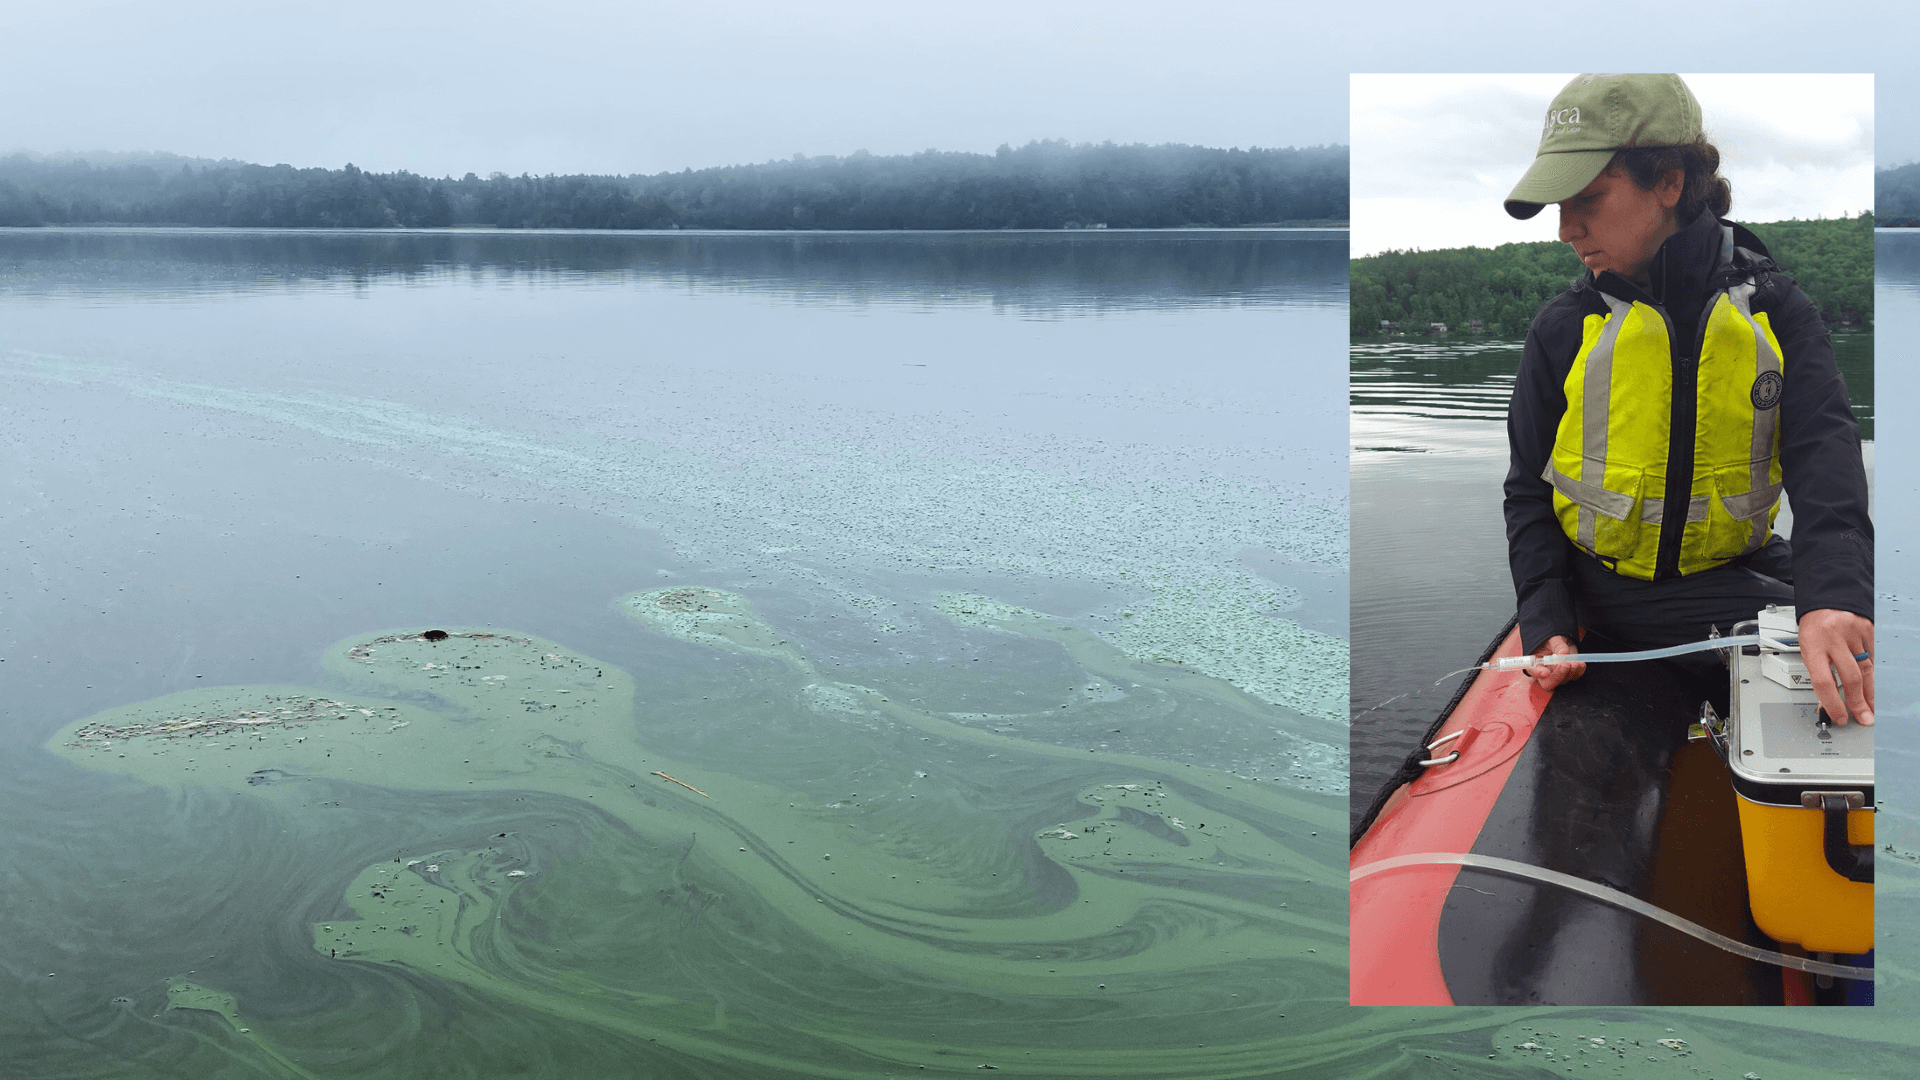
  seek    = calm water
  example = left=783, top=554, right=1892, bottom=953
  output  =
left=3, top=228, right=1366, bottom=1078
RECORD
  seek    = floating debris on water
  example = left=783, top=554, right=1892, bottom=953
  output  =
left=68, top=694, right=396, bottom=744
left=346, top=630, right=521, bottom=661
left=654, top=588, right=726, bottom=613
left=622, top=587, right=795, bottom=658
left=652, top=771, right=710, bottom=798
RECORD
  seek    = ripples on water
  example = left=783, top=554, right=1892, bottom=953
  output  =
left=1350, top=338, right=1521, bottom=428
left=1350, top=337, right=1525, bottom=825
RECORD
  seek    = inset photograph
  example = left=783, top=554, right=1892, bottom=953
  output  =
left=1347, top=73, right=1875, bottom=1005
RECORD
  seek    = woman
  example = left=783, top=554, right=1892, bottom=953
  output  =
left=1500, top=73, right=1874, bottom=725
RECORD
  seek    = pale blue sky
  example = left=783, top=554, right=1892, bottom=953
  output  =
left=3, top=0, right=1916, bottom=177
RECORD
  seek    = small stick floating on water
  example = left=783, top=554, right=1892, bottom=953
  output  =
left=653, top=771, right=709, bottom=798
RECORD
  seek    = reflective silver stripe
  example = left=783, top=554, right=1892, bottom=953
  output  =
left=1559, top=293, right=1636, bottom=557
left=1727, top=280, right=1783, bottom=552
left=1581, top=293, right=1636, bottom=484
left=1544, top=464, right=1636, bottom=520
left=1721, top=481, right=1784, bottom=521
left=1643, top=495, right=1712, bottom=525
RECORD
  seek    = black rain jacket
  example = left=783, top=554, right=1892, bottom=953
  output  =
left=1503, top=208, right=1873, bottom=653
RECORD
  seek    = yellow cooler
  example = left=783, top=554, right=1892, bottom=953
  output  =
left=1726, top=605, right=1873, bottom=955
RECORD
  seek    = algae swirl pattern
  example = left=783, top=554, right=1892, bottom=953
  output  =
left=52, top=587, right=1349, bottom=1078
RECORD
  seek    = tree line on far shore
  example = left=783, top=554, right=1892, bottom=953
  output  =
left=1352, top=213, right=1874, bottom=339
left=0, top=142, right=1348, bottom=231
left=1876, top=162, right=1920, bottom=226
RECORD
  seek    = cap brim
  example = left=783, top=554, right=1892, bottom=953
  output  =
left=1504, top=149, right=1615, bottom=220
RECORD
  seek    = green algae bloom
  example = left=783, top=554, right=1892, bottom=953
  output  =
left=55, top=588, right=1347, bottom=1077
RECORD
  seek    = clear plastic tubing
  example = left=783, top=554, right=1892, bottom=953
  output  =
left=1352, top=851, right=1874, bottom=981
left=1481, top=634, right=1768, bottom=672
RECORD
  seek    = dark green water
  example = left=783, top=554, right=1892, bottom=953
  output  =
left=3, top=228, right=1359, bottom=1078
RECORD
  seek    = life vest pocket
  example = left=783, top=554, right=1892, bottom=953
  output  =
left=1704, top=463, right=1782, bottom=561
left=1718, top=475, right=1783, bottom=521
left=1544, top=461, right=1658, bottom=575
left=1544, top=463, right=1635, bottom=520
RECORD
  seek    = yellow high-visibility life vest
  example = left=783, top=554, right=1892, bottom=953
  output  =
left=1544, top=226, right=1786, bottom=581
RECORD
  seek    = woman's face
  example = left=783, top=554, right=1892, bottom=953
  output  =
left=1556, top=166, right=1683, bottom=287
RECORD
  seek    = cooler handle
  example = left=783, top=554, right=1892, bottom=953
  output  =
left=1815, top=792, right=1873, bottom=884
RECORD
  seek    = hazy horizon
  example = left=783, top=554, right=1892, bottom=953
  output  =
left=1, top=139, right=1347, bottom=180
left=7, top=2, right=1919, bottom=180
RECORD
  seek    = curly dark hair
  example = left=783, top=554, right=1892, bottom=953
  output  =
left=1611, top=137, right=1732, bottom=219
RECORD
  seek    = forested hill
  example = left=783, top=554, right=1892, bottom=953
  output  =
left=1876, top=162, right=1920, bottom=225
left=1351, top=214, right=1875, bottom=339
left=0, top=142, right=1347, bottom=230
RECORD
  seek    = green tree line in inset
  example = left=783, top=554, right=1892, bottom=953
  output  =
left=1352, top=214, right=1874, bottom=339
left=0, top=141, right=1347, bottom=231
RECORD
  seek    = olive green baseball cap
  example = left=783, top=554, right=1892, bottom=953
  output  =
left=1504, top=73, right=1703, bottom=220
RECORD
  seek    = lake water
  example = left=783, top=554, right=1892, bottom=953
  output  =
left=2, top=227, right=1369, bottom=1078
left=10, top=225, right=1917, bottom=1077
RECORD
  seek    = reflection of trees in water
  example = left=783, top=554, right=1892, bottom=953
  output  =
left=1350, top=339, right=1527, bottom=423
left=0, top=229, right=1348, bottom=313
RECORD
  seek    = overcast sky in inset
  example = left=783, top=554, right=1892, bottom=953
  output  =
left=2, top=1, right=1917, bottom=180
left=1351, top=74, right=1875, bottom=258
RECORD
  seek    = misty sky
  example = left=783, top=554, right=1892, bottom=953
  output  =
left=6, top=1, right=1919, bottom=180
left=1353, top=74, right=1874, bottom=257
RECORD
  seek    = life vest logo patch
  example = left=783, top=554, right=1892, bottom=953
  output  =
left=1751, top=370, right=1784, bottom=410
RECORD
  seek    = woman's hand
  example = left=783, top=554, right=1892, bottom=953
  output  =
left=1525, top=635, right=1587, bottom=690
left=1797, top=608, right=1874, bottom=725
